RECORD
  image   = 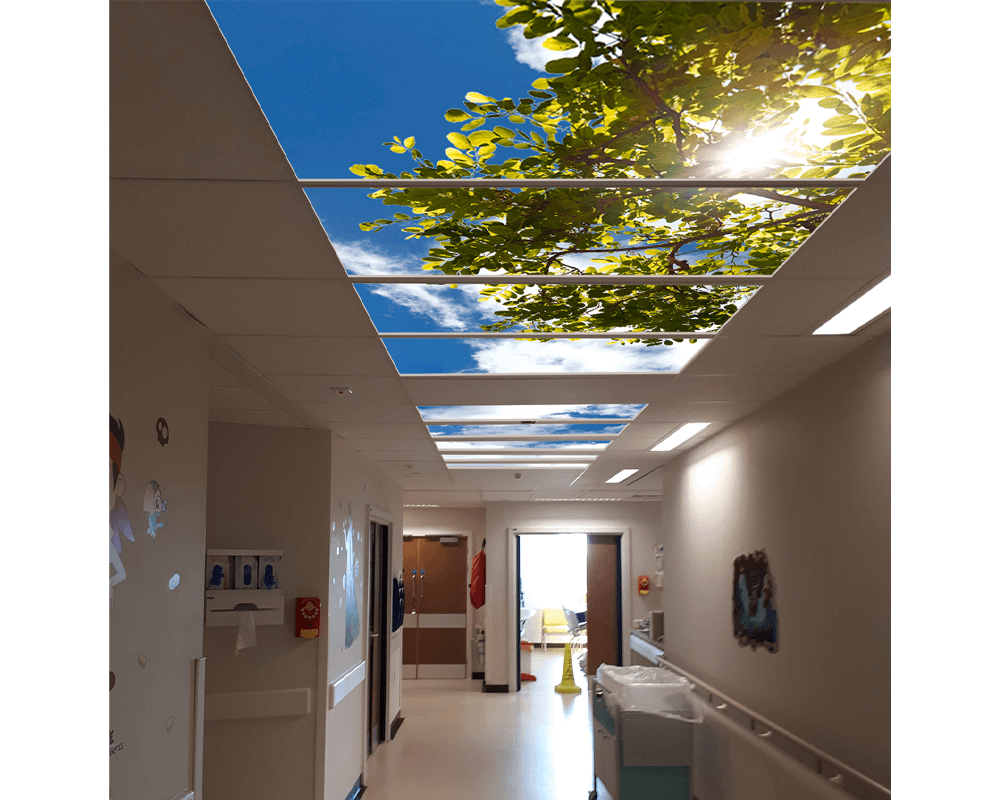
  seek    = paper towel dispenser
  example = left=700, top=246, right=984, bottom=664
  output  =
left=205, top=589, right=285, bottom=627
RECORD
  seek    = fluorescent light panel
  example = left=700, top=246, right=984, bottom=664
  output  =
left=606, top=469, right=639, bottom=484
left=651, top=422, right=711, bottom=452
left=813, top=275, right=890, bottom=335
left=404, top=504, right=440, bottom=508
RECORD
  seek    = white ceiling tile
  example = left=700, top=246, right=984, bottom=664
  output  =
left=346, top=439, right=441, bottom=453
left=209, top=386, right=280, bottom=411
left=330, top=422, right=433, bottom=440
left=634, top=402, right=752, bottom=422
left=301, top=403, right=425, bottom=424
left=662, top=374, right=808, bottom=404
left=111, top=1, right=295, bottom=181
left=682, top=336, right=864, bottom=376
left=208, top=360, right=244, bottom=387
left=400, top=374, right=678, bottom=406
left=716, top=279, right=878, bottom=338
left=482, top=491, right=535, bottom=501
left=209, top=409, right=307, bottom=428
left=366, top=451, right=447, bottom=463
left=153, top=279, right=373, bottom=337
left=110, top=181, right=347, bottom=279
left=221, top=336, right=398, bottom=377
left=270, top=375, right=413, bottom=405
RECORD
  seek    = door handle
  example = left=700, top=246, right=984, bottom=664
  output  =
left=411, top=569, right=416, bottom=605
left=420, top=569, right=425, bottom=598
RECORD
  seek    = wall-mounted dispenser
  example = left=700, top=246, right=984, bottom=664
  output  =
left=654, top=544, right=665, bottom=589
left=205, top=549, right=284, bottom=627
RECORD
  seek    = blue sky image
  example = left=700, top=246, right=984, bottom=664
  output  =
left=206, top=0, right=751, bottom=374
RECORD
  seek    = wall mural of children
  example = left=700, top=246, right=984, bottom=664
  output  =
left=110, top=414, right=134, bottom=611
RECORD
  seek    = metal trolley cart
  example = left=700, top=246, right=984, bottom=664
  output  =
left=590, top=666, right=701, bottom=800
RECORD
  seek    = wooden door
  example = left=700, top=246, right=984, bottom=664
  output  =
left=414, top=537, right=468, bottom=679
left=401, top=536, right=419, bottom=679
left=586, top=535, right=622, bottom=676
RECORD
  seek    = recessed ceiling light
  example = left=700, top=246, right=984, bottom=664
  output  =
left=404, top=504, right=440, bottom=508
left=813, top=275, right=890, bottom=335
left=651, top=422, right=711, bottom=452
left=606, top=469, right=639, bottom=484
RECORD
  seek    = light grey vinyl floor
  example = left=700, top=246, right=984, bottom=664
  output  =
left=361, top=648, right=612, bottom=800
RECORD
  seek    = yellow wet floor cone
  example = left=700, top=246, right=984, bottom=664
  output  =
left=554, top=642, right=581, bottom=694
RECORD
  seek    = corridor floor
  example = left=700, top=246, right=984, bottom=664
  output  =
left=361, top=648, right=612, bottom=800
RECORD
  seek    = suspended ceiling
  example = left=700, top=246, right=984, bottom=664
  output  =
left=109, top=1, right=889, bottom=508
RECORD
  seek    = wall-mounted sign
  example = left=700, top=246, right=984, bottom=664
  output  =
left=732, top=549, right=778, bottom=653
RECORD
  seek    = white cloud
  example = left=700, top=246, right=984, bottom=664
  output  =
left=505, top=26, right=576, bottom=72
left=467, top=338, right=706, bottom=374
left=331, top=239, right=500, bottom=331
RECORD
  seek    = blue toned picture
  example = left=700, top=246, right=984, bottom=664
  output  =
left=732, top=550, right=778, bottom=653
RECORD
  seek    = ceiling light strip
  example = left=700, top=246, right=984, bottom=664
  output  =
left=606, top=469, right=640, bottom=484
left=301, top=178, right=862, bottom=189
left=351, top=275, right=768, bottom=286
left=427, top=418, right=634, bottom=425
left=434, top=434, right=617, bottom=441
left=382, top=331, right=715, bottom=339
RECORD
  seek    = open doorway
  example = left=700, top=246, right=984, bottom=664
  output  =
left=516, top=533, right=622, bottom=689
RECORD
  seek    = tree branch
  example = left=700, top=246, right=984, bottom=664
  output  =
left=544, top=209, right=825, bottom=270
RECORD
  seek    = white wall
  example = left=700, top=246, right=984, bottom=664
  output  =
left=483, top=502, right=663, bottom=689
left=203, top=423, right=333, bottom=800
left=110, top=252, right=211, bottom=800
left=659, top=333, right=890, bottom=787
left=204, top=426, right=403, bottom=800
left=325, top=436, right=404, bottom=800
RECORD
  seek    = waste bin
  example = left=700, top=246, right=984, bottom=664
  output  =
left=591, top=665, right=702, bottom=800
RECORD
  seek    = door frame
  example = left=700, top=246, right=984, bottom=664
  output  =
left=507, top=526, right=631, bottom=691
left=362, top=508, right=393, bottom=786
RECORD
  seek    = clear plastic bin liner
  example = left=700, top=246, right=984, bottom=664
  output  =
left=596, top=665, right=704, bottom=723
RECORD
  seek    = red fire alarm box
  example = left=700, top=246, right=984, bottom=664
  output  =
left=296, top=597, right=321, bottom=638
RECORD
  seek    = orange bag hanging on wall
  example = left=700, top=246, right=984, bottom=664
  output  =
left=470, top=538, right=486, bottom=609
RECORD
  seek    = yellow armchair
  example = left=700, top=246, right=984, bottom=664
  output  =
left=541, top=608, right=569, bottom=648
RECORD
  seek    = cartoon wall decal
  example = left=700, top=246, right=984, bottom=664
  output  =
left=110, top=414, right=134, bottom=610
left=156, top=417, right=169, bottom=447
left=138, top=654, right=147, bottom=668
left=732, top=549, right=779, bottom=653
left=168, top=573, right=180, bottom=591
left=343, top=504, right=362, bottom=649
left=143, top=481, right=167, bottom=538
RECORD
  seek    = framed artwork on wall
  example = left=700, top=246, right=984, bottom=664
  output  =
left=732, top=549, right=778, bottom=653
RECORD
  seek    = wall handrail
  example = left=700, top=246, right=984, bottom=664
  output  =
left=654, top=655, right=890, bottom=800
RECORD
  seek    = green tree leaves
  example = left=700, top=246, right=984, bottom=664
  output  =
left=348, top=1, right=891, bottom=343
